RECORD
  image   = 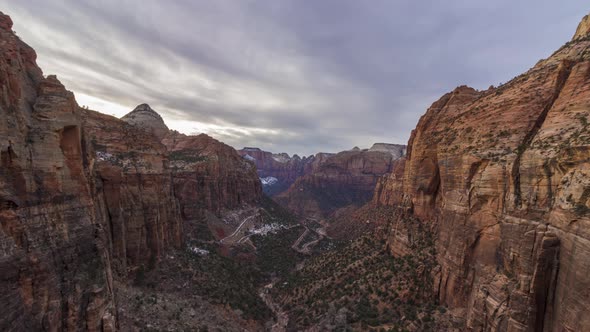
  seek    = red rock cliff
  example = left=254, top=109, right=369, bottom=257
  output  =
left=83, top=110, right=183, bottom=275
left=0, top=13, right=116, bottom=331
left=163, top=132, right=262, bottom=220
left=374, top=15, right=590, bottom=331
left=0, top=11, right=264, bottom=331
left=238, top=147, right=318, bottom=195
left=278, top=148, right=403, bottom=219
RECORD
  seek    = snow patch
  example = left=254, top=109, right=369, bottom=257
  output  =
left=188, top=246, right=209, bottom=256
left=271, top=154, right=290, bottom=163
left=249, top=223, right=286, bottom=236
left=243, top=154, right=256, bottom=162
left=260, top=176, right=278, bottom=186
left=96, top=151, right=114, bottom=161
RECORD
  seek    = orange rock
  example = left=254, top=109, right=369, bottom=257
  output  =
left=375, top=13, right=590, bottom=332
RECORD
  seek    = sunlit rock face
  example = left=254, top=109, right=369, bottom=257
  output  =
left=573, top=13, right=590, bottom=41
left=374, top=14, right=590, bottom=331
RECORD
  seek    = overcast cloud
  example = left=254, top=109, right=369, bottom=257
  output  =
left=0, top=1, right=587, bottom=155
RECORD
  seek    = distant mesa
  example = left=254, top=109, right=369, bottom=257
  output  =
left=242, top=147, right=262, bottom=152
left=368, top=143, right=406, bottom=158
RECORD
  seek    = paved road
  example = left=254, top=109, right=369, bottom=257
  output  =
left=219, top=214, right=258, bottom=244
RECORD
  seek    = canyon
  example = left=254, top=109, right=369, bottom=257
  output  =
left=0, top=8, right=590, bottom=332
left=0, top=12, right=264, bottom=331
left=240, top=144, right=405, bottom=219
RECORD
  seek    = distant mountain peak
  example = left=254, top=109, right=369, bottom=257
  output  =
left=121, top=103, right=169, bottom=139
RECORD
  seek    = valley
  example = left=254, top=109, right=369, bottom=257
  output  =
left=1, top=8, right=590, bottom=332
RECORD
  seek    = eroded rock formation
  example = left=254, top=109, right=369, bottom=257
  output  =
left=277, top=147, right=404, bottom=219
left=374, top=15, right=590, bottom=331
left=164, top=132, right=262, bottom=219
left=238, top=147, right=320, bottom=196
left=83, top=110, right=183, bottom=275
left=121, top=103, right=169, bottom=140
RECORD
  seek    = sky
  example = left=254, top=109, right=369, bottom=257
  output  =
left=1, top=1, right=587, bottom=156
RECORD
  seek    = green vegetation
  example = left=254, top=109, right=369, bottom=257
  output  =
left=272, top=211, right=443, bottom=330
left=169, top=149, right=208, bottom=163
left=259, top=195, right=298, bottom=226
left=252, top=227, right=304, bottom=278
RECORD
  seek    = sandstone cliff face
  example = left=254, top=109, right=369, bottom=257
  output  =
left=368, top=143, right=406, bottom=158
left=83, top=110, right=183, bottom=275
left=573, top=14, right=590, bottom=41
left=278, top=148, right=404, bottom=219
left=238, top=147, right=318, bottom=196
left=374, top=16, right=590, bottom=332
left=164, top=132, right=262, bottom=220
left=121, top=103, right=169, bottom=140
left=0, top=13, right=116, bottom=331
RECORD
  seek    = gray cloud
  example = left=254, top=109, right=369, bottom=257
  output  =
left=0, top=1, right=587, bottom=155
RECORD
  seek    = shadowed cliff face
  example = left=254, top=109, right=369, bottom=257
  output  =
left=238, top=148, right=319, bottom=196
left=83, top=109, right=184, bottom=275
left=163, top=132, right=262, bottom=220
left=374, top=15, right=590, bottom=332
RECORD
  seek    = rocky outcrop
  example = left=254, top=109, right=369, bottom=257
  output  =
left=573, top=14, right=590, bottom=41
left=0, top=13, right=116, bottom=330
left=121, top=103, right=169, bottom=140
left=238, top=148, right=318, bottom=196
left=83, top=110, right=183, bottom=275
left=164, top=133, right=262, bottom=220
left=375, top=14, right=590, bottom=332
left=277, top=147, right=404, bottom=219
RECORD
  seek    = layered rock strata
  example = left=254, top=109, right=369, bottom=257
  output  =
left=374, top=16, right=590, bottom=332
left=278, top=148, right=404, bottom=218
left=164, top=133, right=262, bottom=219
left=83, top=110, right=183, bottom=275
left=238, top=148, right=319, bottom=196
left=0, top=14, right=116, bottom=330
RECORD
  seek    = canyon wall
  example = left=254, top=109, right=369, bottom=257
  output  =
left=278, top=147, right=404, bottom=219
left=238, top=148, right=320, bottom=196
left=239, top=144, right=405, bottom=198
left=374, top=18, right=590, bottom=332
left=0, top=14, right=116, bottom=331
left=83, top=110, right=183, bottom=275
left=0, top=12, right=262, bottom=331
left=164, top=132, right=262, bottom=220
